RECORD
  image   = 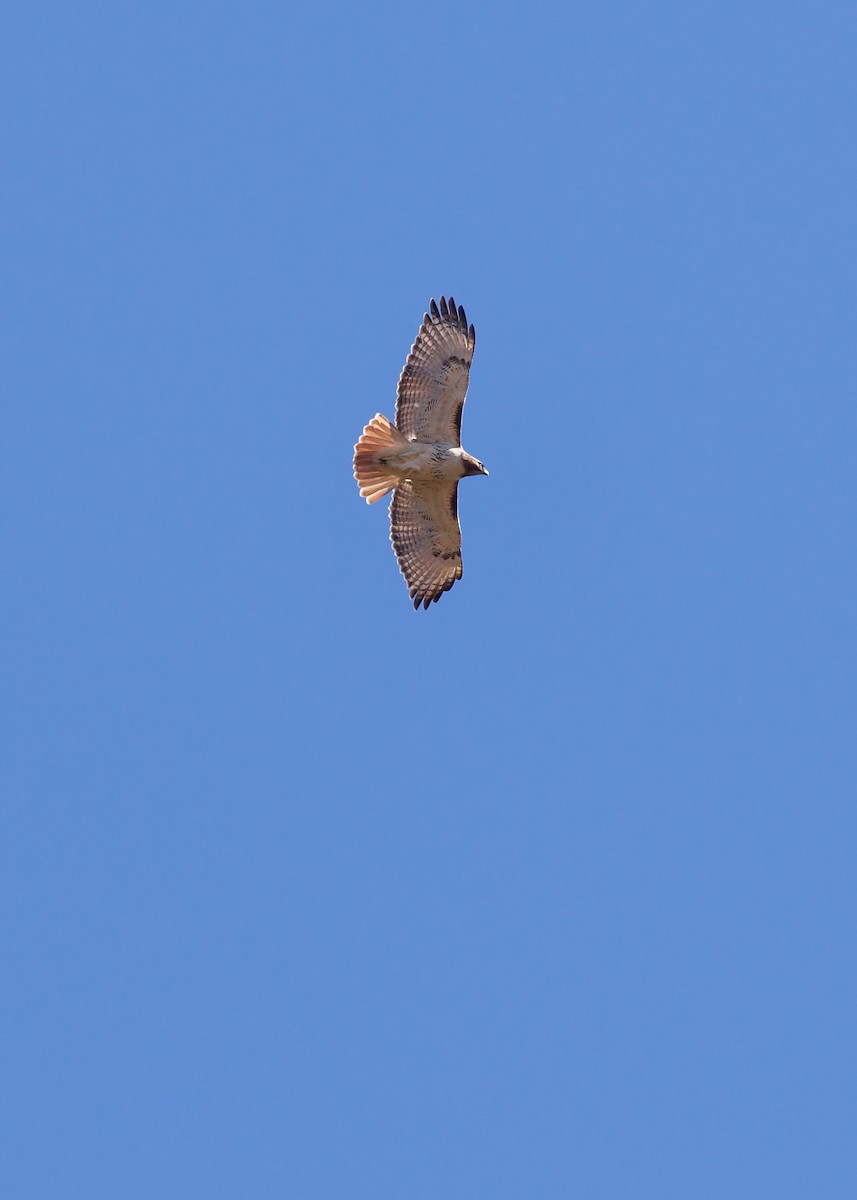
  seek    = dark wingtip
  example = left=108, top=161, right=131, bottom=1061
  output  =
left=429, top=295, right=474, bottom=343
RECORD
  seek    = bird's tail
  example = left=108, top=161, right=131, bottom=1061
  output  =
left=353, top=414, right=406, bottom=503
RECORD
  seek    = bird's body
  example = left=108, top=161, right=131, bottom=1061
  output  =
left=379, top=441, right=478, bottom=483
left=353, top=297, right=487, bottom=609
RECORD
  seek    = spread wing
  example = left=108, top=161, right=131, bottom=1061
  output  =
left=396, top=296, right=476, bottom=443
left=389, top=479, right=463, bottom=609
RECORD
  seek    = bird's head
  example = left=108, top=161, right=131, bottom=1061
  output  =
left=462, top=453, right=489, bottom=477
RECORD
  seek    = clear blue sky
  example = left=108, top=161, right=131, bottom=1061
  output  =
left=4, top=2, right=856, bottom=1196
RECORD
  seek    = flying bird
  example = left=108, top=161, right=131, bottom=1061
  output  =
left=353, top=297, right=488, bottom=609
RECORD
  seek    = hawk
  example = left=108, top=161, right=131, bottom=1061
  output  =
left=353, top=297, right=488, bottom=609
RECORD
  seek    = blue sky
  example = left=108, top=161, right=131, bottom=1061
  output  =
left=4, top=1, right=856, bottom=1196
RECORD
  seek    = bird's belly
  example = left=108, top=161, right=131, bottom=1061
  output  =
left=387, top=441, right=461, bottom=482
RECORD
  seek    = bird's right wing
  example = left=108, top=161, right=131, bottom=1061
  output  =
left=395, top=297, right=475, bottom=444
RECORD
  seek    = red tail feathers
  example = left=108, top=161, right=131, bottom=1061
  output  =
left=353, top=414, right=406, bottom=503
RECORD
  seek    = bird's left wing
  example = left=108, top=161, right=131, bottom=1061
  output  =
left=396, top=297, right=475, bottom=444
left=389, top=479, right=463, bottom=609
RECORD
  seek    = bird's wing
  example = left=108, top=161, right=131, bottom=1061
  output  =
left=395, top=296, right=476, bottom=443
left=389, top=479, right=463, bottom=609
